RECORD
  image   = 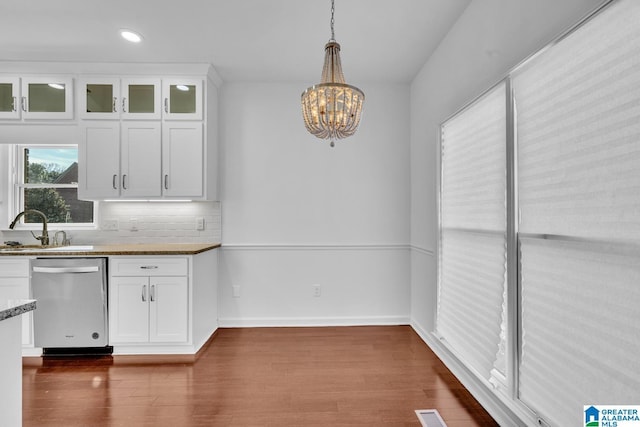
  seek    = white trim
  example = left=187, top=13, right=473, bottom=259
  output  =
left=221, top=243, right=410, bottom=251
left=410, top=320, right=534, bottom=427
left=409, top=245, right=435, bottom=256
left=219, top=315, right=410, bottom=328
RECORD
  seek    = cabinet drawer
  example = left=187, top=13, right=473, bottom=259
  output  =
left=110, top=257, right=188, bottom=276
left=0, top=258, right=30, bottom=277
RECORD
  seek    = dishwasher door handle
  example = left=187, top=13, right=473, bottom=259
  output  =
left=33, top=266, right=100, bottom=274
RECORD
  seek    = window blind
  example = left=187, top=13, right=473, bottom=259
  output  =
left=437, top=82, right=507, bottom=382
left=513, top=0, right=640, bottom=425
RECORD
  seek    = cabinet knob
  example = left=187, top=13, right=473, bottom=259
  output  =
left=141, top=284, right=147, bottom=302
left=140, top=266, right=159, bottom=269
left=113, top=97, right=118, bottom=113
left=164, top=174, right=169, bottom=190
left=112, top=174, right=118, bottom=190
left=12, top=96, right=17, bottom=112
left=150, top=284, right=156, bottom=302
left=164, top=98, right=169, bottom=113
left=21, top=97, right=27, bottom=112
left=122, top=174, right=127, bottom=190
left=122, top=97, right=127, bottom=113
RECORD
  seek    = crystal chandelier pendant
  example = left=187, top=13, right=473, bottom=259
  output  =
left=301, top=1, right=364, bottom=147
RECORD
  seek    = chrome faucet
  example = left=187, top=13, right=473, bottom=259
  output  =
left=9, top=209, right=49, bottom=246
left=54, top=230, right=68, bottom=246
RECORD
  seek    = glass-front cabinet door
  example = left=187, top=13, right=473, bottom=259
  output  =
left=162, top=79, right=203, bottom=120
left=79, top=78, right=160, bottom=120
left=122, top=78, right=161, bottom=120
left=0, top=77, right=20, bottom=119
left=21, top=76, right=74, bottom=119
left=80, top=78, right=120, bottom=119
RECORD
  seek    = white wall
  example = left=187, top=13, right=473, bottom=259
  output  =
left=409, top=0, right=605, bottom=424
left=218, top=82, right=411, bottom=325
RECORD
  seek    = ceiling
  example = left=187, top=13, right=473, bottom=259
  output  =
left=0, top=0, right=471, bottom=83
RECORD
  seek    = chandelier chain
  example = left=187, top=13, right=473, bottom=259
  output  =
left=330, top=0, right=335, bottom=41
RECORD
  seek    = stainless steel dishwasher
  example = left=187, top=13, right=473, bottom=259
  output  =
left=31, top=257, right=111, bottom=355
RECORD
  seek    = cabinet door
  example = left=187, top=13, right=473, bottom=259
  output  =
left=162, top=122, right=203, bottom=197
left=109, top=276, right=150, bottom=343
left=121, top=78, right=161, bottom=120
left=0, top=77, right=20, bottom=119
left=78, top=122, right=121, bottom=199
left=79, top=78, right=120, bottom=119
left=149, top=276, right=188, bottom=343
left=162, top=79, right=203, bottom=120
left=121, top=122, right=162, bottom=197
left=0, top=278, right=32, bottom=346
left=21, top=76, right=74, bottom=119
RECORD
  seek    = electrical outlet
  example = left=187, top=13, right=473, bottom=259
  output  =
left=102, top=219, right=119, bottom=231
left=196, top=217, right=205, bottom=231
left=232, top=286, right=241, bottom=298
left=313, top=284, right=321, bottom=297
left=130, top=218, right=138, bottom=231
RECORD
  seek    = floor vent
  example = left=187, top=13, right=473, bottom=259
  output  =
left=415, top=409, right=447, bottom=427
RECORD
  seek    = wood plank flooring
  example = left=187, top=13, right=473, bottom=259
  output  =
left=22, top=326, right=498, bottom=427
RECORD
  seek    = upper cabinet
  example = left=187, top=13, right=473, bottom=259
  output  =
left=79, top=77, right=202, bottom=121
left=0, top=78, right=20, bottom=119
left=162, top=79, right=203, bottom=120
left=79, top=78, right=161, bottom=120
left=0, top=76, right=74, bottom=120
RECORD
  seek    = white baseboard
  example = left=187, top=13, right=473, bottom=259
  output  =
left=410, top=320, right=529, bottom=427
left=219, top=315, right=410, bottom=328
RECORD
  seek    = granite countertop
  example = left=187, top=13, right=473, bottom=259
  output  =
left=0, top=243, right=221, bottom=256
left=0, top=299, right=36, bottom=322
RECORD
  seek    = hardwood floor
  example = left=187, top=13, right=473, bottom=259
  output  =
left=22, top=326, right=498, bottom=427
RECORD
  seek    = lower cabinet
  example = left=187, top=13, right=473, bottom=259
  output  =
left=109, top=257, right=189, bottom=347
left=0, top=258, right=32, bottom=347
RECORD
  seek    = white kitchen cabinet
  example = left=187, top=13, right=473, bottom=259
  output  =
left=0, top=76, right=73, bottom=120
left=162, top=79, right=203, bottom=120
left=162, top=122, right=203, bottom=197
left=109, top=257, right=189, bottom=345
left=78, top=121, right=161, bottom=199
left=0, top=258, right=32, bottom=346
left=21, top=76, right=74, bottom=120
left=79, top=77, right=161, bottom=120
left=0, top=77, right=20, bottom=119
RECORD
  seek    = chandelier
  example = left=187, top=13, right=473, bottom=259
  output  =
left=301, top=0, right=365, bottom=147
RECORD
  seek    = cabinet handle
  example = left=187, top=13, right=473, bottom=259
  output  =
left=21, top=97, right=27, bottom=112
left=112, top=97, right=118, bottom=112
left=164, top=174, right=169, bottom=190
left=112, top=174, right=118, bottom=190
left=140, top=265, right=159, bottom=269
left=150, top=284, right=155, bottom=302
left=11, top=96, right=17, bottom=112
left=142, top=284, right=147, bottom=302
left=122, top=174, right=127, bottom=190
left=122, top=97, right=127, bottom=113
left=164, top=98, right=169, bottom=113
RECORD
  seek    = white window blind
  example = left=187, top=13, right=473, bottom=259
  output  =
left=437, top=82, right=507, bottom=382
left=514, top=1, right=640, bottom=425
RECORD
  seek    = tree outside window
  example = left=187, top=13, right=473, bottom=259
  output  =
left=18, top=147, right=94, bottom=225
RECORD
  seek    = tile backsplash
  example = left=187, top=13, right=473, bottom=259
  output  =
left=2, top=201, right=221, bottom=246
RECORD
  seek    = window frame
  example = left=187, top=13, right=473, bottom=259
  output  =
left=10, top=144, right=98, bottom=230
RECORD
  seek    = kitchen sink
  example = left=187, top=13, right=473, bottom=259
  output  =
left=0, top=245, right=94, bottom=252
left=42, top=245, right=94, bottom=251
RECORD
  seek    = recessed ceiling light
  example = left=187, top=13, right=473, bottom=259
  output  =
left=120, top=29, right=142, bottom=43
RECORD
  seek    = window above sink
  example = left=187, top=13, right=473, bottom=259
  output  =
left=9, top=145, right=96, bottom=230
